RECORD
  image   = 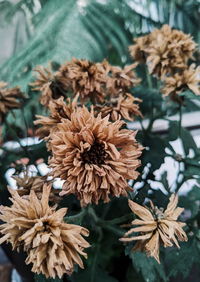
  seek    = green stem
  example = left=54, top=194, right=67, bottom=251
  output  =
left=91, top=243, right=100, bottom=282
left=98, top=223, right=124, bottom=237
left=179, top=104, right=182, bottom=137
left=65, top=209, right=86, bottom=223
left=146, top=66, right=153, bottom=88
left=105, top=213, right=134, bottom=225
left=175, top=176, right=186, bottom=193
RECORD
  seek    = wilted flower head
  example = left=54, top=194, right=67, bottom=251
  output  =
left=129, top=34, right=150, bottom=63
left=34, top=95, right=78, bottom=139
left=49, top=106, right=142, bottom=206
left=31, top=66, right=66, bottom=107
left=106, top=63, right=141, bottom=95
left=161, top=64, right=200, bottom=99
left=130, top=25, right=196, bottom=78
left=57, top=58, right=107, bottom=103
left=0, top=81, right=24, bottom=124
left=13, top=172, right=60, bottom=203
left=95, top=93, right=142, bottom=121
left=120, top=194, right=187, bottom=263
left=0, top=185, right=90, bottom=278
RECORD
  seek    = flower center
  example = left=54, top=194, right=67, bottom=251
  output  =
left=42, top=220, right=50, bottom=231
left=81, top=142, right=107, bottom=165
left=50, top=80, right=66, bottom=99
left=153, top=207, right=165, bottom=220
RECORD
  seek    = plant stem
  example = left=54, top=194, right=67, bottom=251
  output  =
left=105, top=213, right=134, bottom=225
left=65, top=209, right=86, bottom=223
left=179, top=104, right=182, bottom=137
left=146, top=66, right=153, bottom=88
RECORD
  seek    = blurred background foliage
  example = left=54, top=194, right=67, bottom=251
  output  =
left=0, top=0, right=200, bottom=88
left=0, top=0, right=200, bottom=282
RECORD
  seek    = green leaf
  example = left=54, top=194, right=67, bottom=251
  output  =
left=180, top=90, right=200, bottom=101
left=181, top=127, right=198, bottom=155
left=179, top=185, right=200, bottom=217
left=168, top=121, right=197, bottom=155
left=142, top=135, right=166, bottom=172
left=165, top=239, right=200, bottom=279
left=129, top=251, right=167, bottom=282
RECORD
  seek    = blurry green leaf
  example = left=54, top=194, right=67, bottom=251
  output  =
left=165, top=239, right=200, bottom=279
left=180, top=90, right=200, bottom=101
left=160, top=171, right=170, bottom=192
left=129, top=251, right=167, bottom=282
left=168, top=121, right=197, bottom=155
left=142, top=135, right=166, bottom=171
left=179, top=185, right=200, bottom=217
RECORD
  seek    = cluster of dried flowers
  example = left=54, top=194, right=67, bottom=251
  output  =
left=32, top=58, right=142, bottom=121
left=120, top=195, right=187, bottom=263
left=0, top=24, right=192, bottom=279
left=130, top=24, right=200, bottom=101
left=0, top=81, right=24, bottom=124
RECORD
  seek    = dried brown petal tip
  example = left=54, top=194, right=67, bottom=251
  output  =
left=0, top=185, right=90, bottom=278
left=49, top=106, right=143, bottom=206
left=0, top=81, right=24, bottom=124
left=120, top=194, right=187, bottom=263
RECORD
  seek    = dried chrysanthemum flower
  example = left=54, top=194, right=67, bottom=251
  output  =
left=120, top=194, right=187, bottom=263
left=161, top=65, right=200, bottom=99
left=95, top=93, right=142, bottom=121
left=49, top=106, right=142, bottom=206
left=106, top=63, right=141, bottom=95
left=0, top=185, right=90, bottom=278
left=0, top=81, right=24, bottom=124
left=13, top=173, right=60, bottom=203
left=31, top=66, right=66, bottom=107
left=57, top=58, right=107, bottom=103
left=129, top=34, right=151, bottom=63
left=130, top=25, right=196, bottom=78
left=34, top=95, right=78, bottom=139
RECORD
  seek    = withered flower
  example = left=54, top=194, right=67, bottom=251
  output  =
left=95, top=93, right=142, bottom=121
left=161, top=65, right=200, bottom=98
left=130, top=25, right=196, bottom=78
left=129, top=34, right=151, bottom=63
left=49, top=106, right=142, bottom=206
left=106, top=63, right=141, bottom=95
left=57, top=58, right=107, bottom=103
left=0, top=81, right=24, bottom=124
left=0, top=185, right=90, bottom=278
left=31, top=66, right=66, bottom=107
left=34, top=95, right=78, bottom=139
left=13, top=173, right=60, bottom=203
left=120, top=194, right=187, bottom=263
